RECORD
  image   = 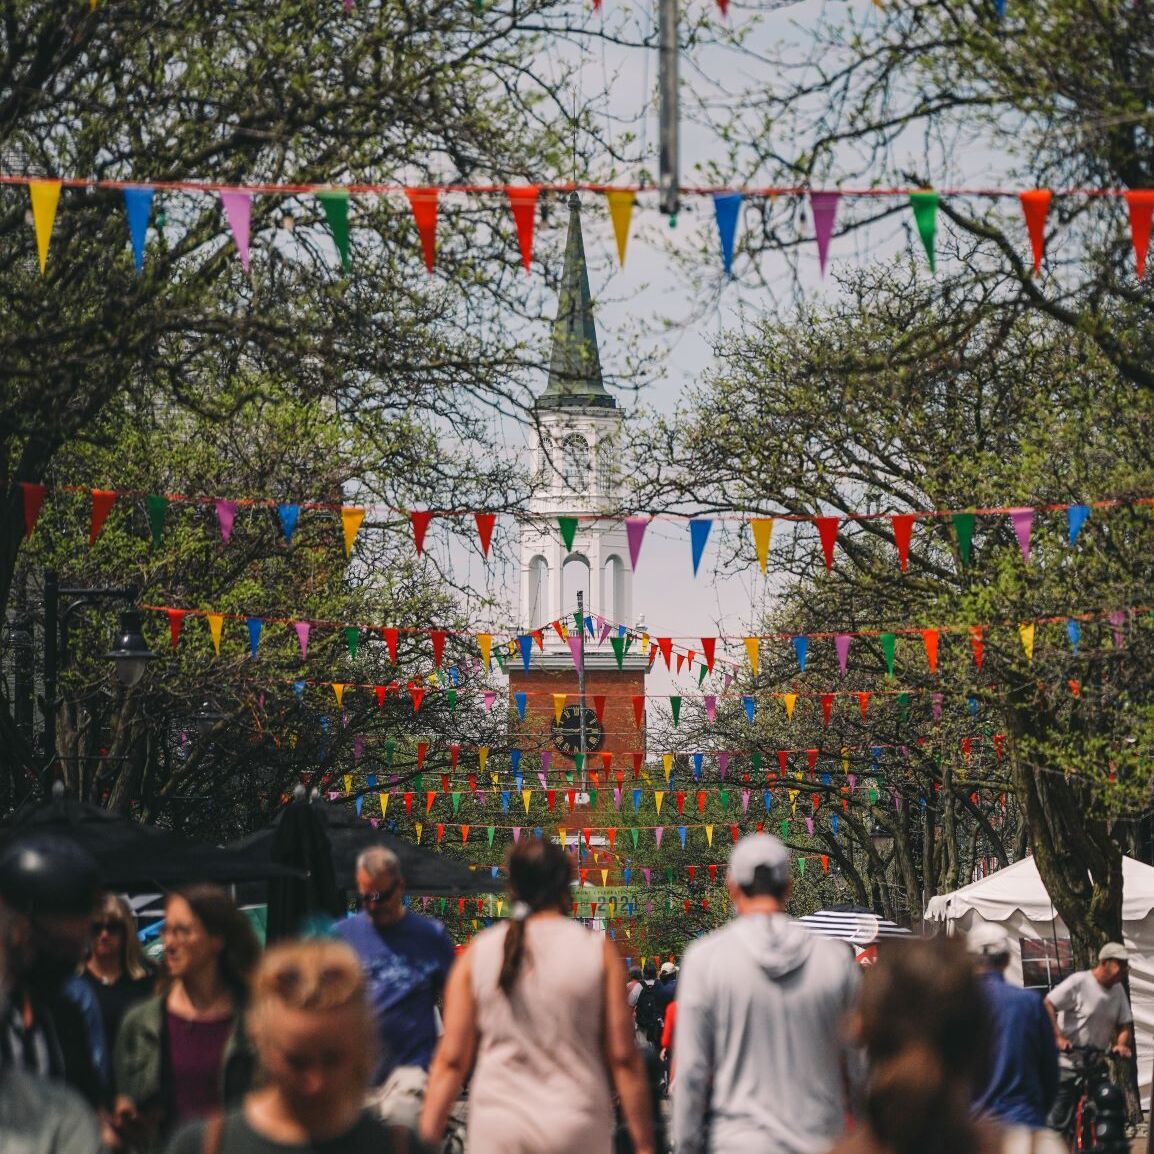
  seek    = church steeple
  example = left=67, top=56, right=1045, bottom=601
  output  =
left=537, top=192, right=615, bottom=411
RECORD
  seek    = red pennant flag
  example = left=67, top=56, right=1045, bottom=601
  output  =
left=821, top=694, right=834, bottom=728
left=20, top=482, right=46, bottom=538
left=441, top=773, right=450, bottom=794
left=1019, top=189, right=1052, bottom=274
left=701, top=636, right=716, bottom=673
left=1069, top=679, right=1082, bottom=697
left=891, top=514, right=915, bottom=572
left=426, top=791, right=437, bottom=813
left=436, top=823, right=445, bottom=844
left=807, top=748, right=818, bottom=772
left=449, top=744, right=459, bottom=768
left=410, top=510, right=434, bottom=555
left=506, top=186, right=539, bottom=271
left=89, top=489, right=117, bottom=547
left=607, top=827, right=617, bottom=849
left=632, top=696, right=645, bottom=729
left=993, top=734, right=1006, bottom=761
left=657, top=637, right=673, bottom=668
left=552, top=620, right=567, bottom=643
left=566, top=790, right=576, bottom=812
left=820, top=854, right=829, bottom=873
left=166, top=609, right=186, bottom=650
left=601, top=752, right=613, bottom=774
left=532, top=629, right=544, bottom=651
left=474, top=512, right=496, bottom=557
left=374, top=685, right=386, bottom=708
left=857, top=692, right=871, bottom=720
left=404, top=792, right=413, bottom=813
left=430, top=630, right=447, bottom=668
left=382, top=627, right=399, bottom=663
left=961, top=737, right=972, bottom=762
left=921, top=629, right=940, bottom=674
left=676, top=791, right=686, bottom=814
left=969, top=626, right=984, bottom=670
left=419, top=742, right=429, bottom=770
left=696, top=790, right=706, bottom=812
left=632, top=752, right=643, bottom=779
left=409, top=684, right=425, bottom=712
left=405, top=188, right=439, bottom=273
left=675, top=653, right=685, bottom=674
left=730, top=824, right=740, bottom=844
left=547, top=790, right=556, bottom=811
left=582, top=827, right=592, bottom=848
left=777, top=750, right=788, bottom=775
left=716, top=0, right=729, bottom=12
left=593, top=695, right=606, bottom=724
left=1125, top=190, right=1154, bottom=278
left=814, top=516, right=839, bottom=571
left=468, top=772, right=477, bottom=793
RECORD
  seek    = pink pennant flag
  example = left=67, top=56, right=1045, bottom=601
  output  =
left=293, top=621, right=310, bottom=660
left=741, top=789, right=750, bottom=813
left=654, top=827, right=664, bottom=848
left=805, top=816, right=815, bottom=836
left=598, top=619, right=612, bottom=644
left=642, top=868, right=652, bottom=885
left=483, top=690, right=497, bottom=712
left=1109, top=610, right=1126, bottom=649
left=1009, top=507, right=1033, bottom=561
left=834, top=633, right=851, bottom=676
left=219, top=190, right=253, bottom=271
left=215, top=499, right=239, bottom=544
left=932, top=692, right=943, bottom=721
left=568, top=634, right=583, bottom=671
left=704, top=695, right=717, bottom=723
left=625, top=517, right=649, bottom=570
left=810, top=191, right=840, bottom=276
left=512, top=827, right=521, bottom=843
left=718, top=752, right=729, bottom=780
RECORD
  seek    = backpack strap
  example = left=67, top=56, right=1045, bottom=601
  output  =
left=201, top=1113, right=225, bottom=1154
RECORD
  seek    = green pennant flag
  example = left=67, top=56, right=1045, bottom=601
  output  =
left=869, top=786, right=879, bottom=803
left=451, top=791, right=462, bottom=814
left=486, top=826, right=496, bottom=848
left=494, top=650, right=506, bottom=671
left=665, top=867, right=673, bottom=884
left=589, top=788, right=598, bottom=807
left=780, top=819, right=789, bottom=838
left=414, top=774, right=423, bottom=790
left=952, top=512, right=975, bottom=566
left=698, top=664, right=708, bottom=686
left=573, top=611, right=583, bottom=633
left=799, top=857, right=807, bottom=876
left=345, top=627, right=360, bottom=660
left=610, top=635, right=626, bottom=670
left=670, top=697, right=681, bottom=727
left=447, top=689, right=457, bottom=712
left=880, top=633, right=896, bottom=677
left=630, top=828, right=639, bottom=849
left=317, top=189, right=351, bottom=271
left=719, top=789, right=730, bottom=812
left=565, top=772, right=574, bottom=785
left=898, top=693, right=909, bottom=723
left=573, top=753, right=585, bottom=773
left=909, top=190, right=939, bottom=273
left=439, top=898, right=447, bottom=915
left=384, top=738, right=396, bottom=767
left=146, top=494, right=168, bottom=547
left=558, top=517, right=578, bottom=551
left=751, top=751, right=761, bottom=772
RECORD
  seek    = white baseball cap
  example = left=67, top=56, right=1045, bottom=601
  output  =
left=659, top=962, right=678, bottom=977
left=1099, top=942, right=1131, bottom=963
left=966, top=923, right=1011, bottom=958
left=729, top=833, right=791, bottom=888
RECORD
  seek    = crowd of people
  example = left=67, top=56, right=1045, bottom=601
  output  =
left=0, top=825, right=1146, bottom=1154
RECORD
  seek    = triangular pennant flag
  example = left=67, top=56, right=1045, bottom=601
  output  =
left=880, top=633, right=896, bottom=677
left=654, top=791, right=665, bottom=815
left=742, top=696, right=755, bottom=723
left=332, top=682, right=346, bottom=708
left=474, top=512, right=496, bottom=557
left=317, top=189, right=351, bottom=271
left=952, top=512, right=975, bottom=565
left=553, top=693, right=567, bottom=724
left=783, top=693, right=797, bottom=720
left=670, top=697, right=682, bottom=726
left=814, top=517, right=839, bottom=571
left=705, top=695, right=716, bottom=723
left=381, top=627, right=399, bottom=663
left=123, top=186, right=154, bottom=273
left=633, top=696, right=645, bottom=729
left=430, top=630, right=447, bottom=668
left=606, top=189, right=636, bottom=266
left=750, top=518, right=773, bottom=573
left=657, top=637, right=673, bottom=669
left=145, top=494, right=168, bottom=548
left=1008, top=507, right=1033, bottom=562
left=1019, top=189, right=1052, bottom=275
left=166, top=609, right=186, bottom=651
left=515, top=691, right=527, bottom=720
left=1125, top=190, right=1154, bottom=279
left=405, top=188, right=439, bottom=273
left=857, top=691, right=871, bottom=720
left=28, top=180, right=62, bottom=275
left=891, top=514, right=915, bottom=572
left=506, top=186, right=539, bottom=270
left=206, top=613, right=224, bottom=656
left=215, top=499, right=238, bottom=545
left=610, top=635, right=625, bottom=670
left=689, top=519, right=712, bottom=575
left=219, top=190, right=252, bottom=271
left=835, top=633, right=851, bottom=676
left=410, top=684, right=425, bottom=712
left=1019, top=622, right=1036, bottom=661
left=277, top=503, right=300, bottom=544
left=593, top=695, right=606, bottom=724
left=922, top=629, right=940, bottom=674
left=625, top=517, right=648, bottom=570
left=558, top=516, right=578, bottom=551
left=908, top=190, right=939, bottom=272
left=478, top=634, right=492, bottom=669
left=809, top=191, right=840, bottom=276
left=702, top=636, right=716, bottom=673
left=89, top=489, right=116, bottom=547
left=744, top=636, right=760, bottom=677
left=712, top=191, right=743, bottom=276
left=1068, top=504, right=1090, bottom=545
left=518, top=634, right=533, bottom=673
left=793, top=635, right=809, bottom=672
left=341, top=507, right=365, bottom=558
left=969, top=625, right=984, bottom=669
left=821, top=693, right=833, bottom=727
left=294, top=621, right=310, bottom=660
left=246, top=617, right=263, bottom=658
left=345, top=627, right=360, bottom=660
left=410, top=510, right=434, bottom=555
left=1067, top=618, right=1081, bottom=653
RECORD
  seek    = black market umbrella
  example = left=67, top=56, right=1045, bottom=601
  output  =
left=0, top=795, right=303, bottom=890
left=232, top=800, right=501, bottom=896
left=265, top=794, right=342, bottom=943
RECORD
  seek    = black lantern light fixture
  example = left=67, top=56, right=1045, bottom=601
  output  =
left=104, top=610, right=157, bottom=687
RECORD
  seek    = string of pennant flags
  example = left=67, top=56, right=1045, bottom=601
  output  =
left=9, top=176, right=1154, bottom=283
left=12, top=480, right=1142, bottom=577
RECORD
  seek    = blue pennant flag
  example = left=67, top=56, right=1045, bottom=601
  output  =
left=293, top=680, right=305, bottom=700
left=1068, top=504, right=1091, bottom=545
left=689, top=519, right=712, bottom=576
left=501, top=791, right=509, bottom=813
left=743, top=695, right=755, bottom=723
left=355, top=795, right=364, bottom=816
left=510, top=749, right=522, bottom=775
left=678, top=826, right=687, bottom=849
left=713, top=191, right=743, bottom=277
left=518, top=635, right=533, bottom=673
left=831, top=813, right=839, bottom=835
left=123, top=186, right=155, bottom=273
left=968, top=695, right=979, bottom=716
left=278, top=503, right=300, bottom=543
left=692, top=752, right=703, bottom=780
left=449, top=666, right=460, bottom=686
left=820, top=772, right=831, bottom=786
left=366, top=773, right=377, bottom=788
left=515, top=692, right=527, bottom=720
left=246, top=617, right=262, bottom=658
left=872, top=746, right=882, bottom=767
left=624, top=867, right=632, bottom=885
left=632, top=789, right=641, bottom=812
left=533, top=827, right=543, bottom=840
left=1067, top=618, right=1081, bottom=652
left=793, top=635, right=809, bottom=672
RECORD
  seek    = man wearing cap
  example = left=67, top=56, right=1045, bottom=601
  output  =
left=1044, top=942, right=1134, bottom=1131
left=672, top=833, right=860, bottom=1154
left=968, top=924, right=1059, bottom=1143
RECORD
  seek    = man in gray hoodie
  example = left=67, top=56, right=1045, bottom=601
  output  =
left=671, top=833, right=861, bottom=1154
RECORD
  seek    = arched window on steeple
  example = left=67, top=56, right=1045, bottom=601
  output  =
left=527, top=556, right=549, bottom=627
left=561, top=434, right=590, bottom=494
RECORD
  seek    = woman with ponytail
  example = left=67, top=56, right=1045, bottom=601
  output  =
left=419, top=837, right=655, bottom=1154
left=832, top=936, right=1003, bottom=1154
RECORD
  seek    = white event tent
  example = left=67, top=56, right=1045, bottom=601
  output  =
left=925, top=855, right=1154, bottom=1106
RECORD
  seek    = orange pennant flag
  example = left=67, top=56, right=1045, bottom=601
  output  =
left=922, top=628, right=940, bottom=674
left=89, top=489, right=117, bottom=547
left=1019, top=189, right=1052, bottom=275
left=405, top=188, right=439, bottom=273
left=553, top=693, right=567, bottom=724
left=332, top=683, right=346, bottom=708
left=478, top=634, right=492, bottom=669
left=783, top=693, right=797, bottom=720
left=341, top=507, right=365, bottom=557
left=750, top=518, right=773, bottom=573
left=744, top=636, right=760, bottom=677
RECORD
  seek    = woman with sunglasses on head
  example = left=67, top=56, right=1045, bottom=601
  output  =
left=113, top=885, right=260, bottom=1152
left=81, top=894, right=155, bottom=1056
left=165, top=939, right=418, bottom=1154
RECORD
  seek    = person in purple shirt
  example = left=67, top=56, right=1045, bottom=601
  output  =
left=335, top=846, right=455, bottom=1129
left=967, top=925, right=1060, bottom=1146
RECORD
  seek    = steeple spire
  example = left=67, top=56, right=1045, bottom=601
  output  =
left=537, top=192, right=615, bottom=411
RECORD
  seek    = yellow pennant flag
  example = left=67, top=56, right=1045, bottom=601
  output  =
left=341, top=507, right=365, bottom=557
left=332, top=683, right=346, bottom=708
left=478, top=633, right=492, bottom=669
left=783, top=693, right=797, bottom=720
left=559, top=827, right=568, bottom=848
left=522, top=789, right=533, bottom=813
left=842, top=747, right=850, bottom=774
left=497, top=898, right=505, bottom=917
left=490, top=772, right=499, bottom=786
left=29, top=180, right=62, bottom=275
left=663, top=753, right=673, bottom=781
left=600, top=869, right=609, bottom=886
left=789, top=789, right=798, bottom=810
left=206, top=612, right=224, bottom=656
left=654, top=790, right=665, bottom=814
left=479, top=747, right=489, bottom=774
left=609, top=900, right=616, bottom=918
left=744, top=636, right=760, bottom=677
left=414, top=821, right=424, bottom=844
left=750, top=518, right=774, bottom=573
left=605, top=189, right=636, bottom=267
left=343, top=775, right=352, bottom=794
left=1019, top=622, right=1036, bottom=661
left=553, top=694, right=567, bottom=724
left=379, top=793, right=389, bottom=817
left=705, top=824, right=714, bottom=847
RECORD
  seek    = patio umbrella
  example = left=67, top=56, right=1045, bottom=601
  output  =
left=265, top=792, right=342, bottom=942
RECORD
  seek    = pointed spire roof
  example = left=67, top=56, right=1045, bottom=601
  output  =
left=537, top=192, right=615, bottom=411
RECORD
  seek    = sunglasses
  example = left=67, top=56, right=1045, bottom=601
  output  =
left=357, top=882, right=400, bottom=908
left=91, top=920, right=125, bottom=936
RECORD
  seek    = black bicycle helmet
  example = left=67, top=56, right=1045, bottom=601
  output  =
left=0, top=835, right=102, bottom=917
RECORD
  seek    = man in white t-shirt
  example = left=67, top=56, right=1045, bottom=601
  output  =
left=1043, top=942, right=1134, bottom=1130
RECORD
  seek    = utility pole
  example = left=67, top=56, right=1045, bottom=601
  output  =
left=577, top=590, right=588, bottom=801
left=658, top=0, right=680, bottom=217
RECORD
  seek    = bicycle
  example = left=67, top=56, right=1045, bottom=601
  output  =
left=1059, top=1045, right=1130, bottom=1154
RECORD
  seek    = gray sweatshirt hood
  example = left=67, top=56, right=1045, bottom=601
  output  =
left=730, top=911, right=814, bottom=978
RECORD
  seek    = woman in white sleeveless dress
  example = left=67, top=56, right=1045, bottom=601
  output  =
left=419, top=837, right=655, bottom=1154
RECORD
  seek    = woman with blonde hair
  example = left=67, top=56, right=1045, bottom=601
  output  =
left=81, top=893, right=154, bottom=1053
left=165, top=939, right=412, bottom=1154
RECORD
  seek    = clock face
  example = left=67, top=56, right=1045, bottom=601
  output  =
left=551, top=705, right=605, bottom=756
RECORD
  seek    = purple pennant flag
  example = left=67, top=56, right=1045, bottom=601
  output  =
left=598, top=619, right=612, bottom=643
left=568, top=634, right=583, bottom=671
left=848, top=773, right=857, bottom=791
left=294, top=621, right=310, bottom=660
left=642, top=868, right=652, bottom=885
left=654, top=826, right=665, bottom=848
left=704, top=695, right=717, bottom=722
left=219, top=190, right=253, bottom=271
left=834, top=633, right=851, bottom=676
left=541, top=751, right=552, bottom=773
left=1009, top=507, right=1033, bottom=561
left=741, top=789, right=750, bottom=813
left=483, top=690, right=497, bottom=712
left=810, top=191, right=840, bottom=277
left=625, top=517, right=649, bottom=570
left=614, top=788, right=622, bottom=809
left=1109, top=610, right=1127, bottom=649
left=645, top=901, right=654, bottom=916
left=719, top=752, right=729, bottom=780
left=805, top=816, right=815, bottom=836
left=932, top=692, right=943, bottom=721
left=215, top=499, right=238, bottom=544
